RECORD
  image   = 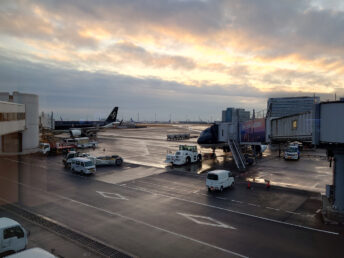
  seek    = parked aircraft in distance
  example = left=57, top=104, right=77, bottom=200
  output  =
left=54, top=107, right=121, bottom=137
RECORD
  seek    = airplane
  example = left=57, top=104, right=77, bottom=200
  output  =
left=197, top=124, right=227, bottom=150
left=54, top=107, right=122, bottom=137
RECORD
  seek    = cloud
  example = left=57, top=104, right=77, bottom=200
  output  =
left=1, top=56, right=340, bottom=121
left=0, top=55, right=266, bottom=120
left=0, top=0, right=343, bottom=117
left=106, top=41, right=196, bottom=70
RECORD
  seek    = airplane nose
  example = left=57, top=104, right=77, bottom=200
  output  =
left=197, top=128, right=213, bottom=144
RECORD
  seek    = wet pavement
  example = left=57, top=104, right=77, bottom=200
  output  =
left=0, top=124, right=342, bottom=257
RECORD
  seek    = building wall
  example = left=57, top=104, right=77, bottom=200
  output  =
left=40, top=112, right=55, bottom=129
left=0, top=101, right=26, bottom=135
left=0, top=92, right=39, bottom=154
left=13, top=92, right=39, bottom=151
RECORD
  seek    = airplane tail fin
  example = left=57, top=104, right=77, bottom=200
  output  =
left=105, top=107, right=118, bottom=123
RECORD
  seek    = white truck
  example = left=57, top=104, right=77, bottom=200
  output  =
left=284, top=145, right=300, bottom=160
left=165, top=145, right=202, bottom=165
left=63, top=151, right=89, bottom=168
left=206, top=170, right=235, bottom=192
left=63, top=151, right=123, bottom=168
left=73, top=137, right=98, bottom=149
left=70, top=157, right=96, bottom=175
left=0, top=218, right=29, bottom=256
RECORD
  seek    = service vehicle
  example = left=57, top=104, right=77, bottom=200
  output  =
left=40, top=142, right=75, bottom=155
left=88, top=155, right=123, bottom=167
left=63, top=151, right=123, bottom=168
left=5, top=248, right=56, bottom=258
left=0, top=218, right=29, bottom=256
left=73, top=137, right=98, bottom=149
left=166, top=133, right=190, bottom=141
left=284, top=145, right=300, bottom=160
left=206, top=170, right=235, bottom=192
left=63, top=151, right=90, bottom=168
left=165, top=145, right=202, bottom=165
left=70, top=157, right=96, bottom=175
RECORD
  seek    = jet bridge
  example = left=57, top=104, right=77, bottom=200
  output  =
left=313, top=101, right=344, bottom=212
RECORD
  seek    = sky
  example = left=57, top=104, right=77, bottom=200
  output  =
left=0, top=0, right=343, bottom=121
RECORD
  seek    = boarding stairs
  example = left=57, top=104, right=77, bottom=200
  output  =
left=228, top=139, right=246, bottom=171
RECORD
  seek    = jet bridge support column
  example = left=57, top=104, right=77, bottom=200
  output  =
left=333, top=150, right=344, bottom=211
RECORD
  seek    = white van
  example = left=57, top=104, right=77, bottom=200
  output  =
left=284, top=145, right=300, bottom=160
left=70, top=157, right=96, bottom=175
left=206, top=170, right=235, bottom=192
left=0, top=218, right=28, bottom=256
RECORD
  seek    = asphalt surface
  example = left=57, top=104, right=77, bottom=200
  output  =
left=0, top=207, right=100, bottom=258
left=0, top=154, right=343, bottom=258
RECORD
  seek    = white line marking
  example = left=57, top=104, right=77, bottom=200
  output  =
left=178, top=212, right=236, bottom=229
left=216, top=197, right=227, bottom=200
left=266, top=207, right=280, bottom=211
left=0, top=176, right=247, bottom=257
left=119, top=184, right=339, bottom=235
left=0, top=158, right=340, bottom=236
left=231, top=200, right=243, bottom=204
left=96, top=191, right=128, bottom=200
left=286, top=211, right=300, bottom=215
left=197, top=193, right=209, bottom=197
left=247, top=203, right=260, bottom=207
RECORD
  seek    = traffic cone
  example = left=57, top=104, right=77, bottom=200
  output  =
left=266, top=180, right=270, bottom=190
left=247, top=181, right=251, bottom=190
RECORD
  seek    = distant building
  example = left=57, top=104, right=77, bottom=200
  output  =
left=222, top=107, right=250, bottom=122
left=267, top=96, right=320, bottom=118
left=0, top=92, right=39, bottom=154
left=40, top=112, right=55, bottom=130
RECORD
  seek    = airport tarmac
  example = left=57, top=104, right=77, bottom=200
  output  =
left=0, top=124, right=341, bottom=257
left=93, top=125, right=332, bottom=193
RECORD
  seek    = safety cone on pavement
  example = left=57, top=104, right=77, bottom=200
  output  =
left=266, top=180, right=271, bottom=190
left=247, top=181, right=251, bottom=190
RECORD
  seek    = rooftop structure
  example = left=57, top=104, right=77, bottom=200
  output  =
left=267, top=96, right=319, bottom=118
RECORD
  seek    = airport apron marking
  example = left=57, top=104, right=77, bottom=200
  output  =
left=178, top=212, right=236, bottom=229
left=96, top=191, right=128, bottom=200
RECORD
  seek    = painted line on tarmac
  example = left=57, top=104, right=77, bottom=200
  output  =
left=127, top=180, right=324, bottom=219
left=0, top=175, right=248, bottom=258
left=2, top=157, right=322, bottom=222
left=2, top=157, right=47, bottom=169
left=266, top=207, right=280, bottom=211
left=247, top=203, right=260, bottom=207
left=177, top=212, right=236, bottom=230
left=285, top=211, right=301, bottom=215
left=96, top=191, right=128, bottom=200
left=2, top=157, right=338, bottom=235
left=119, top=184, right=339, bottom=236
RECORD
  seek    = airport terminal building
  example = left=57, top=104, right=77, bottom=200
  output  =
left=0, top=92, right=39, bottom=154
